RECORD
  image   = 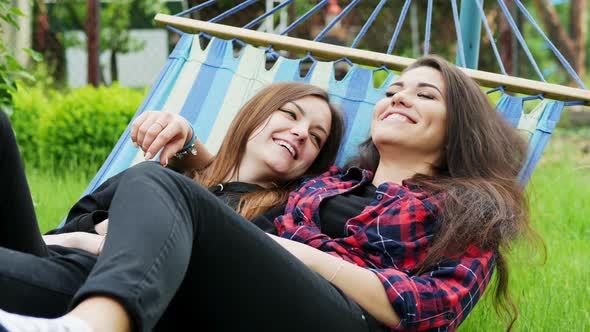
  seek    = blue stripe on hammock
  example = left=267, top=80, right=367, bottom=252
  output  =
left=276, top=57, right=303, bottom=82
left=495, top=94, right=525, bottom=128
left=518, top=100, right=564, bottom=184
left=330, top=66, right=370, bottom=166
left=181, top=38, right=237, bottom=143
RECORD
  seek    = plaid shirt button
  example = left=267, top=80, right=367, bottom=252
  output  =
left=376, top=194, right=383, bottom=200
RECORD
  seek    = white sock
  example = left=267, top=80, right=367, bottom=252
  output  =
left=0, top=309, right=92, bottom=332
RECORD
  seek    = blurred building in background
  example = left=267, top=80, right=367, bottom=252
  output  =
left=42, top=0, right=184, bottom=88
left=2, top=0, right=33, bottom=67
left=64, top=29, right=169, bottom=88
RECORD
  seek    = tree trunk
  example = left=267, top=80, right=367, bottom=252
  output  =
left=288, top=0, right=296, bottom=25
left=33, top=0, right=67, bottom=83
left=187, top=0, right=200, bottom=20
left=110, top=50, right=118, bottom=84
left=498, top=1, right=514, bottom=76
left=532, top=0, right=579, bottom=83
left=86, top=0, right=100, bottom=87
left=569, top=0, right=587, bottom=79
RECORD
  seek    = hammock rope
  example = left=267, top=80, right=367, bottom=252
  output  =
left=514, top=0, right=586, bottom=89
left=451, top=0, right=466, bottom=67
left=497, top=0, right=546, bottom=82
left=281, top=0, right=328, bottom=36
left=423, top=0, right=433, bottom=56
left=243, top=0, right=294, bottom=30
left=476, top=0, right=507, bottom=75
left=314, top=0, right=360, bottom=42
left=386, top=0, right=411, bottom=55
left=350, top=0, right=386, bottom=49
left=175, top=0, right=217, bottom=18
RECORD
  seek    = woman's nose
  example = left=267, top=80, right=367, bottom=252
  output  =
left=291, top=124, right=309, bottom=143
left=391, top=91, right=411, bottom=107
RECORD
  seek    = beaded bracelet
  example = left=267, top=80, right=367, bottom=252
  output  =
left=174, top=122, right=198, bottom=159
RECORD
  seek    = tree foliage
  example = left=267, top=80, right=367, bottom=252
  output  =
left=0, top=0, right=42, bottom=112
left=532, top=0, right=587, bottom=83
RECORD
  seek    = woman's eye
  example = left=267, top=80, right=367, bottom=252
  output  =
left=311, top=133, right=322, bottom=146
left=418, top=93, right=434, bottom=99
left=385, top=91, right=396, bottom=98
left=279, top=108, right=297, bottom=119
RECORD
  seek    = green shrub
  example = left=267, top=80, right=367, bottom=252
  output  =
left=9, top=83, right=56, bottom=164
left=35, top=84, right=144, bottom=171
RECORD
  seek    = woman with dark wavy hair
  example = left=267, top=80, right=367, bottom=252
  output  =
left=346, top=55, right=532, bottom=330
left=0, top=55, right=532, bottom=332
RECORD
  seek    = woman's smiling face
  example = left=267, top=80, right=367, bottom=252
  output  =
left=242, top=95, right=332, bottom=184
left=371, top=66, right=448, bottom=166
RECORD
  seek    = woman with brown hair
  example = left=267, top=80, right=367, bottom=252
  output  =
left=131, top=81, right=344, bottom=220
left=1, top=55, right=531, bottom=332
left=0, top=81, right=344, bottom=328
left=42, top=81, right=344, bottom=246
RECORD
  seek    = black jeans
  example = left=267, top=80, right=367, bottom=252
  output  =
left=0, top=111, right=385, bottom=332
left=75, top=161, right=377, bottom=332
left=0, top=111, right=97, bottom=316
left=0, top=111, right=97, bottom=317
left=0, top=110, right=47, bottom=257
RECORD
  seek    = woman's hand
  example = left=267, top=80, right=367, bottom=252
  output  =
left=43, top=232, right=106, bottom=255
left=267, top=234, right=401, bottom=327
left=130, top=111, right=193, bottom=166
left=95, top=219, right=109, bottom=235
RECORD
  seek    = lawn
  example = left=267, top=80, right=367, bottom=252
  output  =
left=27, top=128, right=590, bottom=331
left=461, top=128, right=590, bottom=331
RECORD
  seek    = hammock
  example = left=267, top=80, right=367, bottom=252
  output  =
left=82, top=0, right=590, bottom=198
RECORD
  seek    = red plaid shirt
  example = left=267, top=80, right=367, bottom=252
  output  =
left=274, top=166, right=495, bottom=331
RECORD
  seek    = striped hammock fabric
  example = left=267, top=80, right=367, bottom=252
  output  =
left=83, top=34, right=565, bottom=198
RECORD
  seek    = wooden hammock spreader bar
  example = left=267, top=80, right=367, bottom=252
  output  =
left=155, top=14, right=590, bottom=104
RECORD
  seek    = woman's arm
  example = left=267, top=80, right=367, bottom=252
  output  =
left=44, top=205, right=110, bottom=253
left=270, top=233, right=494, bottom=331
left=373, top=247, right=495, bottom=331
left=130, top=111, right=214, bottom=171
left=43, top=232, right=105, bottom=255
left=267, top=234, right=401, bottom=327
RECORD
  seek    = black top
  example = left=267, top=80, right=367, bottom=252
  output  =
left=253, top=183, right=376, bottom=238
left=207, top=181, right=264, bottom=211
left=47, top=163, right=264, bottom=235
left=49, top=161, right=376, bottom=240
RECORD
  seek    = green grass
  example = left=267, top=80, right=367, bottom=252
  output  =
left=26, top=166, right=93, bottom=231
left=26, top=129, right=590, bottom=331
left=460, top=128, right=590, bottom=331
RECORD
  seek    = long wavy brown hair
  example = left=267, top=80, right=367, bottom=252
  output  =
left=346, top=55, right=540, bottom=330
left=191, top=82, right=344, bottom=220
